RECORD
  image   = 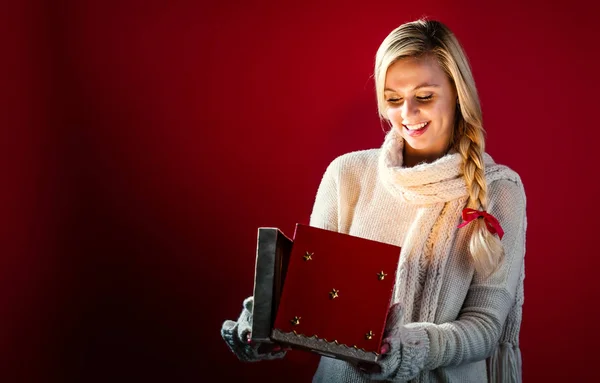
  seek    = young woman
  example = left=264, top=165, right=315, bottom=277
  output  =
left=221, top=19, right=527, bottom=383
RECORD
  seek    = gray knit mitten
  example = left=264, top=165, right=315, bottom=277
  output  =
left=360, top=303, right=429, bottom=382
left=220, top=296, right=286, bottom=362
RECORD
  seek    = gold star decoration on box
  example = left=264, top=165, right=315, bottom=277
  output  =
left=303, top=251, right=313, bottom=261
left=365, top=330, right=374, bottom=340
left=329, top=288, right=339, bottom=299
left=290, top=316, right=301, bottom=326
left=377, top=271, right=387, bottom=281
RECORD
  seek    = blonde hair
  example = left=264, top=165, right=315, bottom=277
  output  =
left=374, top=19, right=503, bottom=276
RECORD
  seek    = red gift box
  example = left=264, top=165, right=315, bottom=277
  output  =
left=267, top=224, right=401, bottom=363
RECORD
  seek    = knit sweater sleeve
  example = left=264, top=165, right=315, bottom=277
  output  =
left=400, top=178, right=527, bottom=377
left=308, top=157, right=340, bottom=231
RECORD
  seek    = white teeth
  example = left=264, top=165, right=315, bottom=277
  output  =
left=405, top=122, right=428, bottom=130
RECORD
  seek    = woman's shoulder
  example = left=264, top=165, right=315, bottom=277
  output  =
left=328, top=148, right=381, bottom=172
left=484, top=154, right=524, bottom=187
left=484, top=155, right=527, bottom=208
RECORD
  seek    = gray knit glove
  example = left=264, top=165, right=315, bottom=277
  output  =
left=220, top=296, right=287, bottom=362
left=358, top=303, right=430, bottom=382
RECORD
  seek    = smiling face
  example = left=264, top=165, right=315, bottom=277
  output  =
left=384, top=55, right=458, bottom=164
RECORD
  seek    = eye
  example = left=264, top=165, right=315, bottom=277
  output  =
left=386, top=97, right=402, bottom=104
left=416, top=94, right=434, bottom=101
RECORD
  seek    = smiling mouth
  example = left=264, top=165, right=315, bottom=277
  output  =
left=403, top=121, right=430, bottom=131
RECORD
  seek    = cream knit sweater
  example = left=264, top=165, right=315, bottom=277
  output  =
left=221, top=129, right=527, bottom=383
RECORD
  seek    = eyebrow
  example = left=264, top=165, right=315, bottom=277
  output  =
left=384, top=83, right=440, bottom=92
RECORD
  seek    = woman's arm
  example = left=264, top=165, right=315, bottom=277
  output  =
left=422, top=178, right=526, bottom=367
left=369, top=178, right=527, bottom=381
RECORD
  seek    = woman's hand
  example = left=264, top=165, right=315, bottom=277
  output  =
left=355, top=303, right=404, bottom=380
left=245, top=332, right=292, bottom=355
left=355, top=342, right=391, bottom=374
left=221, top=297, right=289, bottom=362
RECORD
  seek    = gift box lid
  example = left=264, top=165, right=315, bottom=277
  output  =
left=251, top=227, right=292, bottom=343
left=273, top=224, right=401, bottom=355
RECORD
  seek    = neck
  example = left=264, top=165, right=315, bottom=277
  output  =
left=402, top=145, right=448, bottom=168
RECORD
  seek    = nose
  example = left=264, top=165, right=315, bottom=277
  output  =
left=400, top=98, right=419, bottom=121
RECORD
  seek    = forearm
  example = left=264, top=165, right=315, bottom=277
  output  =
left=367, top=291, right=511, bottom=382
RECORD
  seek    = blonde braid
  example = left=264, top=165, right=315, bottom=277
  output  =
left=457, top=120, right=504, bottom=276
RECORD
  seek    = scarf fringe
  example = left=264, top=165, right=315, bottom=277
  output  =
left=486, top=342, right=522, bottom=383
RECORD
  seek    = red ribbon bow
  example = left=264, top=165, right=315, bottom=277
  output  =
left=457, top=208, right=504, bottom=240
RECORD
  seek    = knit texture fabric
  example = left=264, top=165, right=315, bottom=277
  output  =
left=221, top=128, right=527, bottom=382
left=361, top=304, right=430, bottom=382
left=221, top=297, right=286, bottom=362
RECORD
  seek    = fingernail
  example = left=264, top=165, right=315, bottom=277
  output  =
left=380, top=344, right=390, bottom=354
left=246, top=333, right=253, bottom=344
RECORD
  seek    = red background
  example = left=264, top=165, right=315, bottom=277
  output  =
left=3, top=0, right=599, bottom=382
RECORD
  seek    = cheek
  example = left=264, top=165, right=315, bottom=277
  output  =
left=441, top=104, right=456, bottom=128
left=386, top=108, right=401, bottom=125
left=431, top=103, right=454, bottom=125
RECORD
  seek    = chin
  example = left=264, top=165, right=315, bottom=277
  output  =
left=402, top=137, right=428, bottom=150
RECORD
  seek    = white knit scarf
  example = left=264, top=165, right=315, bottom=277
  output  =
left=377, top=128, right=521, bottom=325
